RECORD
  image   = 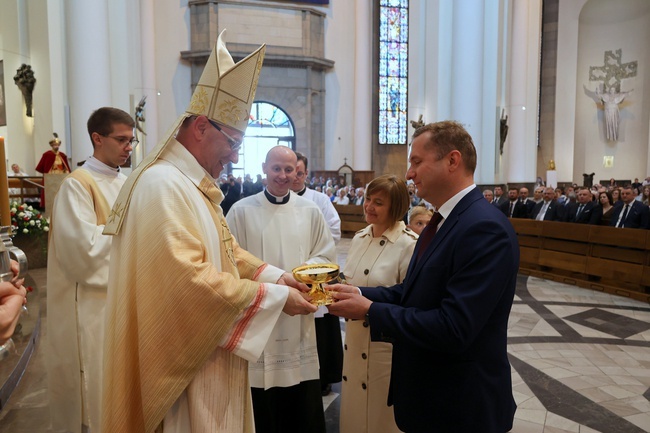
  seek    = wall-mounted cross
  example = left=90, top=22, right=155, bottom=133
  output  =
left=589, top=49, right=637, bottom=93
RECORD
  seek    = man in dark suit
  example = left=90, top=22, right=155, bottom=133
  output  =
left=328, top=121, right=518, bottom=433
left=610, top=185, right=649, bottom=229
left=519, top=187, right=536, bottom=218
left=530, top=187, right=565, bottom=221
left=566, top=186, right=595, bottom=223
left=493, top=185, right=507, bottom=206
left=499, top=187, right=527, bottom=218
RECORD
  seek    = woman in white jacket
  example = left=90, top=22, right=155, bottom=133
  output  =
left=339, top=174, right=418, bottom=433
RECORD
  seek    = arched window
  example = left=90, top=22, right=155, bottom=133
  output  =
left=230, top=101, right=295, bottom=180
left=378, top=0, right=409, bottom=145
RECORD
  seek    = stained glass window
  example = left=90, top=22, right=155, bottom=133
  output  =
left=379, top=0, right=408, bottom=145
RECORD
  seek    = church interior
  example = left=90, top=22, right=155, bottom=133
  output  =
left=2, top=0, right=650, bottom=432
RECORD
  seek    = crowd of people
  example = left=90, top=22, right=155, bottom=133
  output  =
left=217, top=172, right=369, bottom=215
left=483, top=179, right=650, bottom=229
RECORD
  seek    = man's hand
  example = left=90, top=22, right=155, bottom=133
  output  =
left=0, top=281, right=27, bottom=343
left=9, top=260, right=24, bottom=289
left=325, top=283, right=360, bottom=295
left=0, top=282, right=26, bottom=300
left=277, top=272, right=310, bottom=293
left=326, top=291, right=372, bottom=320
left=282, top=287, right=318, bottom=316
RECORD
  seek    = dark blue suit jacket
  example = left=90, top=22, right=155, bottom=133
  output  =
left=609, top=200, right=649, bottom=228
left=362, top=187, right=518, bottom=433
left=530, top=199, right=565, bottom=221
left=566, top=201, right=596, bottom=223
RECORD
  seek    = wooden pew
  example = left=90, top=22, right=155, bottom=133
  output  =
left=7, top=176, right=43, bottom=204
left=334, top=204, right=366, bottom=237
left=510, top=219, right=650, bottom=303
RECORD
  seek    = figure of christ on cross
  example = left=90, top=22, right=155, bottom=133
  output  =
left=588, top=49, right=637, bottom=142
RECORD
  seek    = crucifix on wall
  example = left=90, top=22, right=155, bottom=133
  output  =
left=588, top=49, right=637, bottom=142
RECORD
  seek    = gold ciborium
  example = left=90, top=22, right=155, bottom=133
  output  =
left=292, top=263, right=340, bottom=306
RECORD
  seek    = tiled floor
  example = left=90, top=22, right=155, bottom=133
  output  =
left=2, top=238, right=650, bottom=432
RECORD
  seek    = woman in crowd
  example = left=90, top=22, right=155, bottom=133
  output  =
left=407, top=204, right=433, bottom=235
left=611, top=187, right=622, bottom=204
left=590, top=190, right=615, bottom=226
left=407, top=182, right=420, bottom=208
left=338, top=174, right=418, bottom=433
left=334, top=187, right=350, bottom=205
left=325, top=187, right=335, bottom=202
left=639, top=185, right=650, bottom=206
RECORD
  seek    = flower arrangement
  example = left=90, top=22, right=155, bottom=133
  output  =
left=10, top=201, right=49, bottom=236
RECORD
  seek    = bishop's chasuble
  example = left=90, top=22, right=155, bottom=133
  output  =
left=47, top=158, right=126, bottom=433
left=102, top=139, right=289, bottom=433
left=226, top=191, right=336, bottom=389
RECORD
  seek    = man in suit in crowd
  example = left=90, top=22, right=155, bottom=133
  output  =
left=533, top=186, right=544, bottom=203
left=518, top=187, right=536, bottom=219
left=483, top=189, right=494, bottom=202
left=610, top=185, right=649, bottom=229
left=531, top=187, right=566, bottom=221
left=566, top=186, right=595, bottom=223
left=493, top=185, right=507, bottom=206
left=220, top=173, right=242, bottom=215
left=327, top=121, right=518, bottom=433
left=500, top=187, right=527, bottom=218
left=555, top=187, right=567, bottom=205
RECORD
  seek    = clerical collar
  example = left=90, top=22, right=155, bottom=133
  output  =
left=297, top=186, right=307, bottom=196
left=84, top=156, right=121, bottom=176
left=264, top=188, right=291, bottom=205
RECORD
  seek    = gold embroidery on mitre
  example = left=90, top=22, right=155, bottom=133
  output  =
left=217, top=99, right=246, bottom=125
left=250, top=54, right=264, bottom=100
left=189, top=87, right=209, bottom=114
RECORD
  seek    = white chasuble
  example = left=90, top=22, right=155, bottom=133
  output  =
left=226, top=192, right=336, bottom=389
left=102, top=140, right=289, bottom=433
left=47, top=159, right=126, bottom=433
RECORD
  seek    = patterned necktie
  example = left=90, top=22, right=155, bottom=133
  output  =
left=576, top=204, right=584, bottom=218
left=417, top=212, right=443, bottom=260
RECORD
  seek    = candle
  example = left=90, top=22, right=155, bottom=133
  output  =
left=0, top=137, right=11, bottom=226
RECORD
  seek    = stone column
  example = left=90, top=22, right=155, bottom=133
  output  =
left=139, top=0, right=159, bottom=156
left=353, top=0, right=372, bottom=171
left=505, top=0, right=542, bottom=183
left=64, top=0, right=112, bottom=164
left=450, top=0, right=484, bottom=171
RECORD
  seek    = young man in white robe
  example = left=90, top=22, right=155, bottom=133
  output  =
left=46, top=107, right=136, bottom=433
left=101, top=32, right=317, bottom=433
left=227, top=146, right=336, bottom=433
left=291, top=152, right=341, bottom=244
left=291, top=152, right=344, bottom=396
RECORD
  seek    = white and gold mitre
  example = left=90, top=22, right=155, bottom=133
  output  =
left=103, top=31, right=265, bottom=236
left=186, top=30, right=265, bottom=133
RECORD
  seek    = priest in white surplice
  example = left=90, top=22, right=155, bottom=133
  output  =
left=227, top=146, right=336, bottom=433
left=101, top=32, right=316, bottom=433
left=46, top=107, right=135, bottom=433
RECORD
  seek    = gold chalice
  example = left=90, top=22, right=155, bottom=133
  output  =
left=292, top=263, right=340, bottom=306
